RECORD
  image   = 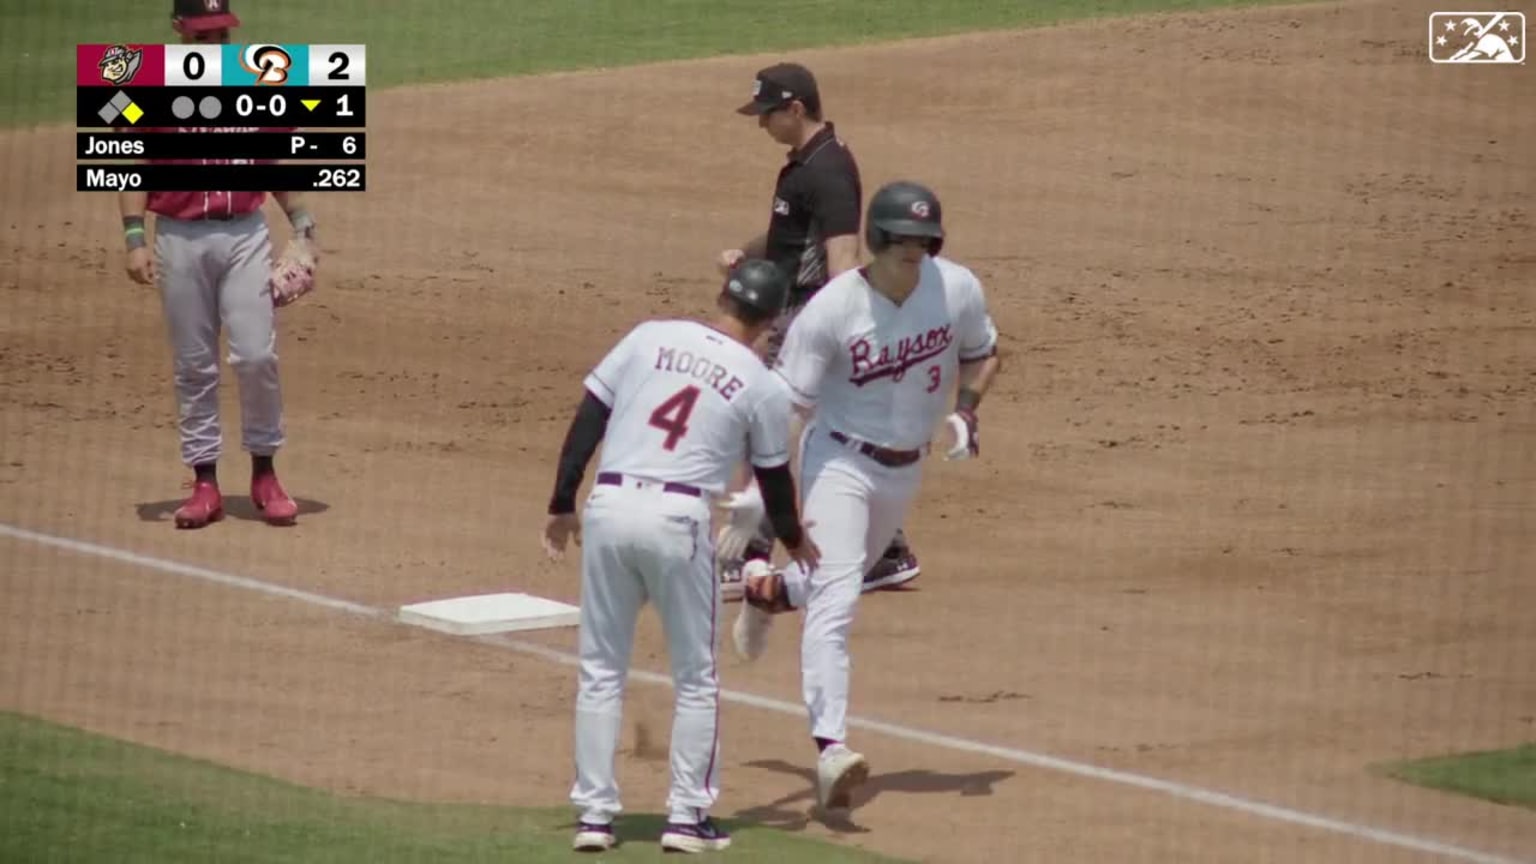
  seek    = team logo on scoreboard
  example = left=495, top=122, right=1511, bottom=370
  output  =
left=241, top=44, right=294, bottom=84
left=98, top=44, right=144, bottom=86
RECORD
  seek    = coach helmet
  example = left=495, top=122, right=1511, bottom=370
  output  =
left=722, top=258, right=791, bottom=319
left=865, top=180, right=944, bottom=256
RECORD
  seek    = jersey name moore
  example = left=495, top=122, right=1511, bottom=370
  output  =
left=654, top=345, right=749, bottom=402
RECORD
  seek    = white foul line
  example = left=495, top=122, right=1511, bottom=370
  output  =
left=0, top=521, right=1526, bottom=864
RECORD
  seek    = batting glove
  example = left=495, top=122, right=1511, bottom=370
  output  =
left=715, top=483, right=765, bottom=560
left=942, top=409, right=980, bottom=461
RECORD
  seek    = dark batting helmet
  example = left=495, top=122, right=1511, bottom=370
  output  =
left=865, top=180, right=944, bottom=256
left=722, top=258, right=791, bottom=320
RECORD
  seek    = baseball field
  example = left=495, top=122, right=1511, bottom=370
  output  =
left=2, top=0, right=1534, bottom=861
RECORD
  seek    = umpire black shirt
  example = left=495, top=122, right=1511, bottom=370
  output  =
left=764, top=122, right=861, bottom=300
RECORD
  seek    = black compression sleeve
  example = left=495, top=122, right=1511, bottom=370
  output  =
left=547, top=390, right=612, bottom=515
left=752, top=463, right=803, bottom=549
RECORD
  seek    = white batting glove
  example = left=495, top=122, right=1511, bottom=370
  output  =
left=715, top=483, right=766, bottom=560
left=942, top=409, right=980, bottom=461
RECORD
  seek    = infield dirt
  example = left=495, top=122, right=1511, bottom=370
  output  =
left=2, top=0, right=1533, bottom=860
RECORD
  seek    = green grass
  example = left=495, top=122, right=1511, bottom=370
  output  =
left=1382, top=744, right=1536, bottom=810
left=0, top=711, right=904, bottom=862
left=1, top=0, right=1298, bottom=127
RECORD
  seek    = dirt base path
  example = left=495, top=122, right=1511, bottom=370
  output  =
left=3, top=1, right=1533, bottom=861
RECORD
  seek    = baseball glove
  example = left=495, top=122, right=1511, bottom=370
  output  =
left=269, top=237, right=318, bottom=308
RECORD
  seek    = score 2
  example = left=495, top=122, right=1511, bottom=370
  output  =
left=307, top=45, right=366, bottom=86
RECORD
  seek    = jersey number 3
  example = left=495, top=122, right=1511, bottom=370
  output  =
left=648, top=385, right=701, bottom=451
left=926, top=364, right=942, bottom=393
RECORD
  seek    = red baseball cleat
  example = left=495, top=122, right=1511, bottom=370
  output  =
left=174, top=480, right=224, bottom=529
left=251, top=472, right=299, bottom=526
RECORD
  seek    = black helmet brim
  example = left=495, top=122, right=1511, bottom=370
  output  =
left=872, top=219, right=944, bottom=239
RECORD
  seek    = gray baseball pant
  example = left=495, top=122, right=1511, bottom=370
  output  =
left=155, top=212, right=284, bottom=467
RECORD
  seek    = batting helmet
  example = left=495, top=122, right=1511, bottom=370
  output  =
left=722, top=258, right=791, bottom=319
left=865, top=180, right=944, bottom=256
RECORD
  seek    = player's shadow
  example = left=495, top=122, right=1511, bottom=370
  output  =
left=135, top=494, right=330, bottom=525
left=731, top=758, right=1014, bottom=833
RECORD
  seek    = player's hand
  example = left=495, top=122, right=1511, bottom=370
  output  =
left=716, top=248, right=746, bottom=275
left=941, top=409, right=979, bottom=460
left=715, top=484, right=766, bottom=560
left=125, top=247, right=156, bottom=286
left=784, top=533, right=821, bottom=573
left=541, top=513, right=581, bottom=561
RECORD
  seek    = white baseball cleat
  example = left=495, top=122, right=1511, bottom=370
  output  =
left=816, top=744, right=870, bottom=812
left=731, top=560, right=775, bottom=661
left=571, top=821, right=616, bottom=852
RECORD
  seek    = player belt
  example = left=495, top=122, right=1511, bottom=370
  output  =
left=828, top=431, right=924, bottom=468
left=595, top=472, right=704, bottom=498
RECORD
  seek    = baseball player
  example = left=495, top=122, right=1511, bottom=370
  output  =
left=725, top=181, right=1002, bottom=813
left=541, top=260, right=820, bottom=854
left=716, top=61, right=922, bottom=598
left=120, top=0, right=318, bottom=529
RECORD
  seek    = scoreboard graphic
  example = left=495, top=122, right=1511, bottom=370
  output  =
left=75, top=43, right=367, bottom=192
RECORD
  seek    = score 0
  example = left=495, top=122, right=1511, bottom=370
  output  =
left=164, top=44, right=222, bottom=85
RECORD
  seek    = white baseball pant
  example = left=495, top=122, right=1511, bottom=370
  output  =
left=569, top=476, right=722, bottom=826
left=779, top=421, right=923, bottom=744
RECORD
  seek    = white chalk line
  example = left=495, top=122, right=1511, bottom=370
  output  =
left=0, top=521, right=1526, bottom=864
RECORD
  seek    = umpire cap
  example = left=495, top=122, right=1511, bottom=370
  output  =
left=736, top=63, right=821, bottom=116
left=722, top=259, right=791, bottom=319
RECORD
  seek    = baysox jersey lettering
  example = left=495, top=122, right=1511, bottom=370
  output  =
left=770, top=255, right=998, bottom=747
left=777, top=256, right=999, bottom=450
left=569, top=318, right=791, bottom=831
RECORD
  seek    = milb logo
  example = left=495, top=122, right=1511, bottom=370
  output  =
left=1428, top=12, right=1525, bottom=63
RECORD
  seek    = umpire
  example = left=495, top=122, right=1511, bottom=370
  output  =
left=716, top=61, right=921, bottom=593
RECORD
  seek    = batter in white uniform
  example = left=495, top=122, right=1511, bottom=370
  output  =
left=541, top=259, right=820, bottom=854
left=725, top=181, right=1003, bottom=813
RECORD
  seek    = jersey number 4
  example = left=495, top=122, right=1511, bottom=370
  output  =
left=648, top=385, right=701, bottom=451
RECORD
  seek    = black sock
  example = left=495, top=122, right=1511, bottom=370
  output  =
left=193, top=462, right=217, bottom=483
left=815, top=737, right=838, bottom=753
left=252, top=455, right=274, bottom=477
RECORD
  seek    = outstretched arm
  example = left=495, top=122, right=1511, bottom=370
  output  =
left=547, top=389, right=612, bottom=515
left=541, top=389, right=612, bottom=560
